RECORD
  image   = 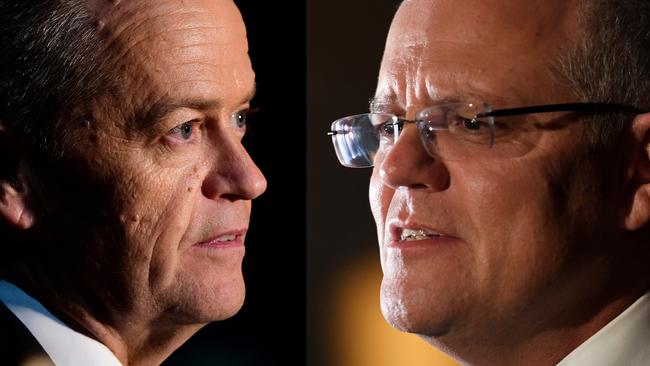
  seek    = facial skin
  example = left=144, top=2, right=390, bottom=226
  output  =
left=370, top=0, right=650, bottom=364
left=0, top=0, right=265, bottom=364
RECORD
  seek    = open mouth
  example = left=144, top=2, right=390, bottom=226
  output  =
left=399, top=228, right=444, bottom=242
left=214, top=234, right=238, bottom=242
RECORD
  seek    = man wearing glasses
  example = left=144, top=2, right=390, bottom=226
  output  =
left=329, top=0, right=650, bottom=364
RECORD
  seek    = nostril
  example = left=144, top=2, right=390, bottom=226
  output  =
left=220, top=193, right=243, bottom=202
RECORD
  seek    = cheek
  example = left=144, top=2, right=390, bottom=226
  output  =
left=115, top=162, right=204, bottom=293
left=453, top=157, right=584, bottom=304
left=369, top=168, right=392, bottom=241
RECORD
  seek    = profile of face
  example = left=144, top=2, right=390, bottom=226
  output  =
left=370, top=0, right=636, bottom=354
left=12, top=0, right=266, bottom=326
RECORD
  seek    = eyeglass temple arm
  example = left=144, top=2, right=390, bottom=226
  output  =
left=478, top=102, right=647, bottom=118
left=327, top=103, right=647, bottom=134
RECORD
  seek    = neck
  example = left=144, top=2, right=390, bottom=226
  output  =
left=5, top=265, right=204, bottom=366
left=425, top=291, right=644, bottom=366
left=73, top=308, right=203, bottom=366
left=423, top=253, right=650, bottom=366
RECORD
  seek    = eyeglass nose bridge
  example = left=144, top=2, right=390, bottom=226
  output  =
left=389, top=116, right=403, bottom=144
left=390, top=115, right=426, bottom=145
left=389, top=116, right=440, bottom=156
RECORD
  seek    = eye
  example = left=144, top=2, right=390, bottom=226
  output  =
left=379, top=122, right=396, bottom=136
left=464, top=118, right=481, bottom=130
left=461, top=117, right=485, bottom=131
left=451, top=116, right=490, bottom=134
left=446, top=114, right=495, bottom=146
left=232, top=108, right=257, bottom=132
left=167, top=119, right=200, bottom=142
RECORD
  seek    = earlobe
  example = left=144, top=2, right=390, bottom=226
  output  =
left=621, top=112, right=650, bottom=231
left=0, top=178, right=34, bottom=229
left=0, top=120, right=35, bottom=230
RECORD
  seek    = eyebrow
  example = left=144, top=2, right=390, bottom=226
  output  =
left=137, top=84, right=257, bottom=127
left=369, top=95, right=400, bottom=114
left=369, top=85, right=511, bottom=115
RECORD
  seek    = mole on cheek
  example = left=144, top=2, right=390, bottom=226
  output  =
left=119, top=214, right=140, bottom=225
left=187, top=187, right=192, bottom=192
left=85, top=121, right=99, bottom=144
left=94, top=19, right=106, bottom=31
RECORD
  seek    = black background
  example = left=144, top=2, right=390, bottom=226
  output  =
left=163, top=1, right=306, bottom=365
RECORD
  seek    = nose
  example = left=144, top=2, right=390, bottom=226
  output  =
left=378, top=124, right=449, bottom=191
left=202, top=134, right=267, bottom=201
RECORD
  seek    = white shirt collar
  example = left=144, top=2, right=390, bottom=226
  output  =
left=0, top=280, right=123, bottom=366
left=557, top=291, right=650, bottom=366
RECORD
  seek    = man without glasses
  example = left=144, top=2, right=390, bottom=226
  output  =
left=0, top=0, right=266, bottom=364
left=330, top=0, right=650, bottom=364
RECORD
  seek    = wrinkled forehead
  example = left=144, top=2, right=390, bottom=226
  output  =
left=389, top=0, right=578, bottom=49
left=90, top=0, right=248, bottom=62
left=377, top=0, right=581, bottom=110
left=84, top=0, right=252, bottom=115
left=89, top=0, right=247, bottom=38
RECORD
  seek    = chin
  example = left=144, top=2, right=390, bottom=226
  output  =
left=204, top=272, right=247, bottom=320
left=380, top=276, right=454, bottom=337
left=165, top=261, right=247, bottom=324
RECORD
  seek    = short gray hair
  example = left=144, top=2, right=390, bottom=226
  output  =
left=0, top=0, right=118, bottom=274
left=0, top=0, right=118, bottom=154
left=553, top=0, right=650, bottom=146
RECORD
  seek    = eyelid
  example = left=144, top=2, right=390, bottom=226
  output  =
left=167, top=118, right=201, bottom=133
left=232, top=106, right=259, bottom=130
left=237, top=105, right=258, bottom=116
left=163, top=118, right=203, bottom=148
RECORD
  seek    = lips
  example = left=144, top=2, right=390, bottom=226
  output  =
left=389, top=221, right=458, bottom=245
left=194, top=229, right=247, bottom=248
left=214, top=233, right=237, bottom=242
left=400, top=228, right=444, bottom=241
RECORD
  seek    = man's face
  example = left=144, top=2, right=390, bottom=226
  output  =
left=32, top=0, right=266, bottom=324
left=370, top=0, right=624, bottom=348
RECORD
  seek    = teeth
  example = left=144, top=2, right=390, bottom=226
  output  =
left=400, top=228, right=442, bottom=241
left=215, top=234, right=237, bottom=242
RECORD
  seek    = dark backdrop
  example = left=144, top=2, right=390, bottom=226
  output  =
left=307, top=1, right=398, bottom=366
left=163, top=1, right=306, bottom=365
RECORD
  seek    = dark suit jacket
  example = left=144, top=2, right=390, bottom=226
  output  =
left=0, top=301, right=54, bottom=365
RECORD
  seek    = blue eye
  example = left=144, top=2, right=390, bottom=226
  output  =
left=168, top=121, right=196, bottom=141
left=232, top=110, right=250, bottom=130
left=180, top=122, right=193, bottom=139
left=236, top=112, right=247, bottom=128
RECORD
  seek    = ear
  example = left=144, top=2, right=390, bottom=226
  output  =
left=0, top=120, right=35, bottom=230
left=622, top=112, right=650, bottom=231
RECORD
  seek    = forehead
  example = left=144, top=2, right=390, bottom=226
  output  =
left=93, top=0, right=253, bottom=107
left=376, top=0, right=581, bottom=110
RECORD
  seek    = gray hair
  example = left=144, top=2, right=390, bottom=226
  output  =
left=0, top=0, right=118, bottom=154
left=553, top=0, right=650, bottom=146
left=0, top=0, right=118, bottom=275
